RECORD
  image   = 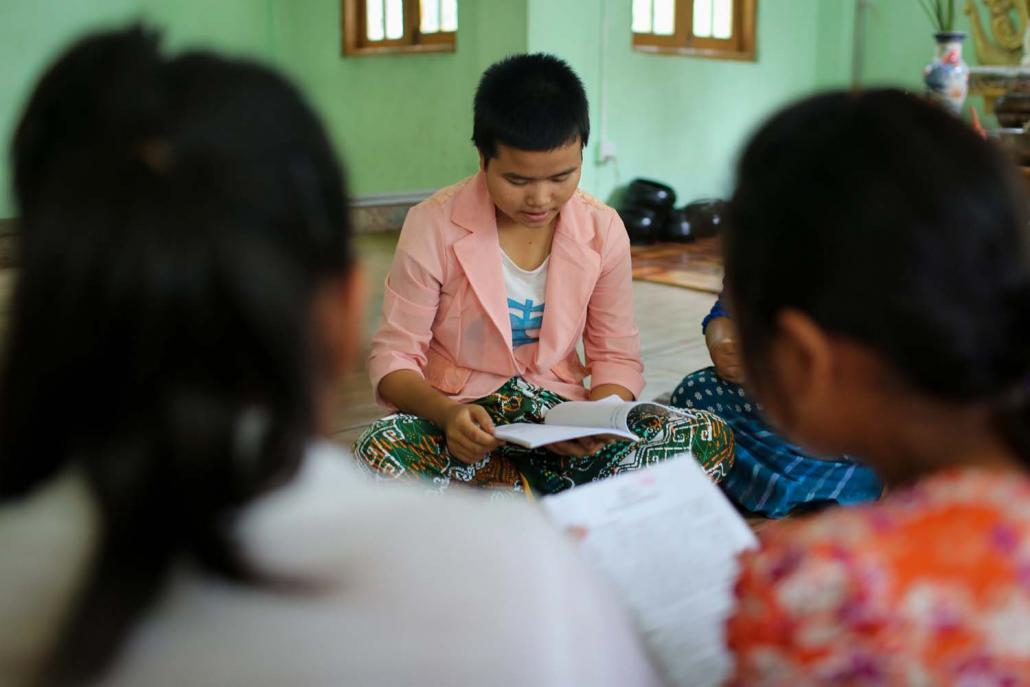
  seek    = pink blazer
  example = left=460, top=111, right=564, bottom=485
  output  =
left=368, top=172, right=644, bottom=407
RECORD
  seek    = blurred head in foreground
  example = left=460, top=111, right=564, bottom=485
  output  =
left=724, top=89, right=1030, bottom=482
left=3, top=25, right=361, bottom=683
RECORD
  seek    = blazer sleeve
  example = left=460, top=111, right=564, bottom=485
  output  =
left=367, top=204, right=445, bottom=406
left=582, top=212, right=645, bottom=398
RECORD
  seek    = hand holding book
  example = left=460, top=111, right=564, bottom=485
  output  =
left=440, top=403, right=504, bottom=463
left=543, top=435, right=619, bottom=457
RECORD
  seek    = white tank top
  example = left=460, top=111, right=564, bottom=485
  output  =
left=501, top=249, right=548, bottom=348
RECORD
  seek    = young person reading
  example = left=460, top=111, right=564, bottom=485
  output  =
left=356, top=54, right=733, bottom=494
left=720, top=90, right=1030, bottom=684
left=0, top=28, right=663, bottom=686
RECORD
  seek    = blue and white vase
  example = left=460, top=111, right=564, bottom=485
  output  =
left=924, top=31, right=969, bottom=114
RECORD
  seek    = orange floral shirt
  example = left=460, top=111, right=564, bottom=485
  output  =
left=728, top=468, right=1030, bottom=686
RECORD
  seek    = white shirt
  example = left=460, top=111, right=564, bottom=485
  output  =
left=502, top=249, right=548, bottom=348
left=0, top=443, right=664, bottom=687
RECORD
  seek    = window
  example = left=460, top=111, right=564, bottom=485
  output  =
left=343, top=0, right=457, bottom=55
left=632, top=0, right=756, bottom=61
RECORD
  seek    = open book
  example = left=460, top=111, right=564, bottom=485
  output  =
left=541, top=456, right=758, bottom=687
left=492, top=395, right=668, bottom=449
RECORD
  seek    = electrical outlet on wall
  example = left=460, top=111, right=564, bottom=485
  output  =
left=599, top=139, right=617, bottom=163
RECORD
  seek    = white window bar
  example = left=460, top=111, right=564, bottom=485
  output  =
left=653, top=0, right=675, bottom=35
left=366, top=0, right=385, bottom=41
left=385, top=0, right=404, bottom=40
left=693, top=0, right=713, bottom=37
left=632, top=0, right=653, bottom=33
left=441, top=0, right=457, bottom=32
left=420, top=0, right=440, bottom=33
left=713, top=0, right=733, bottom=39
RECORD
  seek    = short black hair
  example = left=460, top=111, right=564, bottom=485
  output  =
left=724, top=89, right=1030, bottom=463
left=472, top=53, right=589, bottom=160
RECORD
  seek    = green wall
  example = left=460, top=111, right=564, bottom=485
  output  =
left=816, top=0, right=982, bottom=103
left=141, top=0, right=273, bottom=58
left=268, top=0, right=528, bottom=197
left=815, top=0, right=855, bottom=89
left=527, top=0, right=824, bottom=205
left=526, top=0, right=611, bottom=196
left=1, top=0, right=139, bottom=219
left=0, top=0, right=992, bottom=219
left=537, top=0, right=987, bottom=203
left=860, top=0, right=976, bottom=89
left=531, top=0, right=983, bottom=207
left=0, top=0, right=527, bottom=215
left=0, top=0, right=277, bottom=219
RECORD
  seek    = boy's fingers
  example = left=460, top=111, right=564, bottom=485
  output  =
left=449, top=439, right=480, bottom=464
left=574, top=438, right=597, bottom=453
left=446, top=426, right=478, bottom=455
left=546, top=442, right=571, bottom=456
left=469, top=405, right=495, bottom=432
left=546, top=440, right=593, bottom=457
left=543, top=431, right=619, bottom=456
left=463, top=423, right=495, bottom=446
left=464, top=407, right=497, bottom=445
left=447, top=433, right=469, bottom=452
left=452, top=425, right=498, bottom=456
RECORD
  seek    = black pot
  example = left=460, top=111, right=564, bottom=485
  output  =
left=661, top=207, right=695, bottom=242
left=995, top=94, right=1030, bottom=129
left=619, top=206, right=661, bottom=245
left=625, top=178, right=677, bottom=211
left=683, top=198, right=727, bottom=238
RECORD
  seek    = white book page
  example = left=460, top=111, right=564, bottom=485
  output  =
left=543, top=394, right=660, bottom=432
left=541, top=456, right=758, bottom=687
left=492, top=423, right=638, bottom=449
left=493, top=395, right=643, bottom=449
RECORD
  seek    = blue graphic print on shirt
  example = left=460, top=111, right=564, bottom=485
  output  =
left=508, top=298, right=545, bottom=347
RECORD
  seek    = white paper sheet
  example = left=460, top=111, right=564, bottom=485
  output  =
left=541, top=456, right=758, bottom=687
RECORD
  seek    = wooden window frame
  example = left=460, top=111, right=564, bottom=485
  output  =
left=633, top=0, right=756, bottom=62
left=342, top=0, right=456, bottom=56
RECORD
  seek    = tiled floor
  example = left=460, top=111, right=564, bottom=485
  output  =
left=1, top=234, right=776, bottom=527
left=0, top=231, right=718, bottom=453
left=331, top=232, right=717, bottom=448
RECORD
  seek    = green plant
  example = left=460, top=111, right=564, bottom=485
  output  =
left=917, top=0, right=958, bottom=33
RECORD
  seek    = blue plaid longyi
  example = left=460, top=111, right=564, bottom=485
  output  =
left=670, top=367, right=882, bottom=518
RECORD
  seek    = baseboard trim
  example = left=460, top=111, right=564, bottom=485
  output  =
left=0, top=189, right=435, bottom=226
left=350, top=190, right=435, bottom=208
left=351, top=190, right=435, bottom=233
left=0, top=188, right=429, bottom=248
